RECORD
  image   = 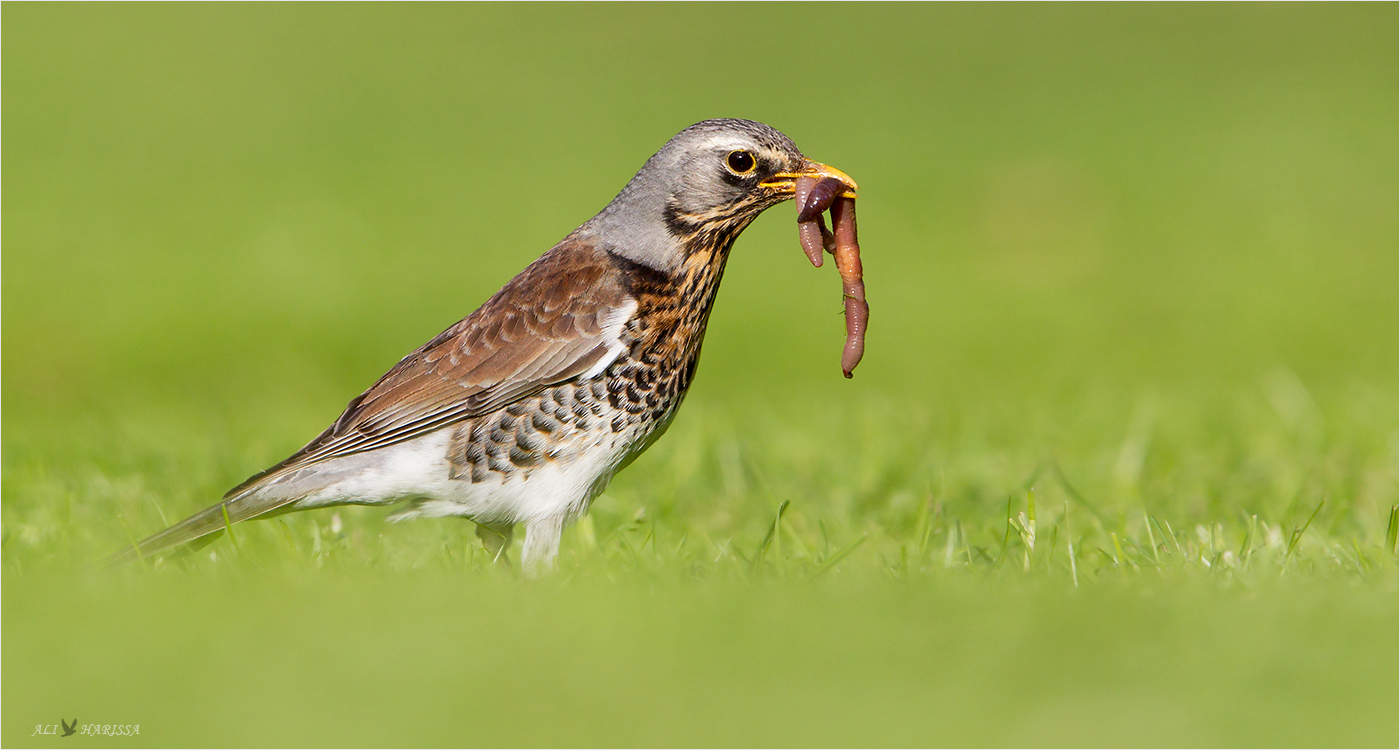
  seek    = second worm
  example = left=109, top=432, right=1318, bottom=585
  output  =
left=829, top=195, right=868, bottom=378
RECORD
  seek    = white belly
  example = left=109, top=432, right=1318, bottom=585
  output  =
left=278, top=427, right=632, bottom=527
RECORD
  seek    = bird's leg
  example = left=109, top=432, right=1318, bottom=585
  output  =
left=474, top=521, right=515, bottom=566
left=521, top=513, right=565, bottom=578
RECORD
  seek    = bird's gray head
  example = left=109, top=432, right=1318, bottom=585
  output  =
left=580, top=119, right=854, bottom=273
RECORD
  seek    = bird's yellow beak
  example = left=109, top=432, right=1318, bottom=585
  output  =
left=762, top=161, right=859, bottom=199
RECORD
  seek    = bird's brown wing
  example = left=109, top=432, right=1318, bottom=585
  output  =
left=103, top=238, right=636, bottom=565
left=225, top=239, right=633, bottom=499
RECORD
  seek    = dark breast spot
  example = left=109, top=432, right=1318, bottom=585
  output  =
left=532, top=412, right=560, bottom=433
left=509, top=445, right=542, bottom=468
left=515, top=427, right=545, bottom=453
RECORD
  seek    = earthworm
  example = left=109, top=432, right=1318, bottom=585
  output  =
left=793, top=174, right=867, bottom=377
left=798, top=177, right=849, bottom=223
left=829, top=196, right=867, bottom=378
left=794, top=176, right=845, bottom=267
left=793, top=176, right=827, bottom=267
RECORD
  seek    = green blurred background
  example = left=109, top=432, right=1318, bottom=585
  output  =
left=3, top=3, right=1396, bottom=747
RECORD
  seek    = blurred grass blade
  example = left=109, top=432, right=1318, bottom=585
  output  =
left=1386, top=505, right=1398, bottom=557
left=914, top=491, right=933, bottom=561
left=995, top=495, right=1013, bottom=569
left=752, top=500, right=790, bottom=570
left=1143, top=510, right=1161, bottom=566
left=1285, top=500, right=1325, bottom=562
left=1065, top=501, right=1078, bottom=588
left=220, top=502, right=240, bottom=550
left=811, top=534, right=868, bottom=578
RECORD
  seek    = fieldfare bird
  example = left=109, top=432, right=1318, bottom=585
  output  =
left=110, top=119, right=859, bottom=575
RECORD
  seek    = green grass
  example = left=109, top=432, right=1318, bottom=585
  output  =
left=3, top=3, right=1397, bottom=747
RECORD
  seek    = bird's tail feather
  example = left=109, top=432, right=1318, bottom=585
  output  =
left=103, top=488, right=301, bottom=567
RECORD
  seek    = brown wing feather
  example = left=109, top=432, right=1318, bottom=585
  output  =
left=225, top=237, right=632, bottom=499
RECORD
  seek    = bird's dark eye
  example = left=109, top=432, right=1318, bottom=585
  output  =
left=726, top=150, right=756, bottom=175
